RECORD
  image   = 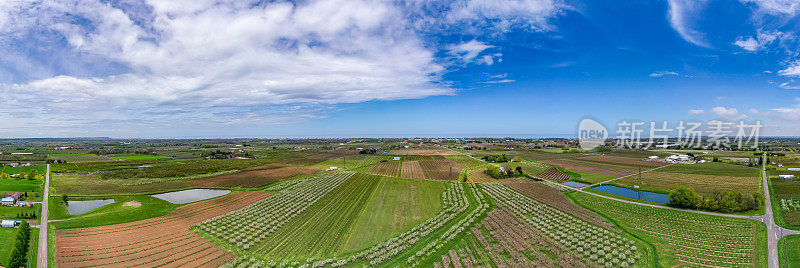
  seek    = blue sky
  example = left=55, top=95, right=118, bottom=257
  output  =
left=1, top=0, right=800, bottom=138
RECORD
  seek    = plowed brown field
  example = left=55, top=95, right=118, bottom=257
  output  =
left=55, top=192, right=272, bottom=268
left=188, top=165, right=325, bottom=187
left=400, top=161, right=425, bottom=179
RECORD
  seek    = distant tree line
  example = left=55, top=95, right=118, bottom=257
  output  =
left=669, top=186, right=763, bottom=213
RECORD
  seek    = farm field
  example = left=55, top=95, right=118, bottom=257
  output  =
left=540, top=159, right=630, bottom=177
left=419, top=158, right=464, bottom=180
left=0, top=178, right=42, bottom=192
left=108, top=154, right=170, bottom=160
left=443, top=155, right=485, bottom=168
left=51, top=174, right=192, bottom=195
left=187, top=165, right=326, bottom=188
left=481, top=183, right=645, bottom=267
left=49, top=153, right=113, bottom=162
left=49, top=195, right=179, bottom=229
left=506, top=160, right=550, bottom=175
left=780, top=235, right=800, bottom=267
left=400, top=160, right=425, bottom=179
left=535, top=167, right=571, bottom=181
left=54, top=191, right=271, bottom=268
left=502, top=181, right=612, bottom=228
left=314, top=154, right=389, bottom=170
left=771, top=178, right=800, bottom=227
left=658, top=162, right=760, bottom=177
left=367, top=161, right=401, bottom=177
left=578, top=155, right=668, bottom=167
left=389, top=149, right=458, bottom=155
left=466, top=168, right=497, bottom=183
left=570, top=192, right=767, bottom=267
left=343, top=178, right=446, bottom=252
left=616, top=171, right=761, bottom=195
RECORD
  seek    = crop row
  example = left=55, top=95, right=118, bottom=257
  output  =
left=197, top=172, right=355, bottom=250
left=481, top=183, right=641, bottom=267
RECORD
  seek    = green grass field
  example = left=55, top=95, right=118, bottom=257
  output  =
left=780, top=235, right=800, bottom=267
left=770, top=177, right=800, bottom=228
left=254, top=173, right=386, bottom=259
left=659, top=162, right=760, bottom=177
left=107, top=154, right=169, bottom=160
left=570, top=191, right=767, bottom=267
left=50, top=195, right=179, bottom=229
left=444, top=155, right=485, bottom=169
left=0, top=227, right=17, bottom=265
left=342, top=177, right=445, bottom=252
left=0, top=179, right=42, bottom=192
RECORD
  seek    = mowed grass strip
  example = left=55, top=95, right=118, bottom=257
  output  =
left=616, top=171, right=760, bottom=194
left=254, top=173, right=383, bottom=260
left=342, top=178, right=446, bottom=252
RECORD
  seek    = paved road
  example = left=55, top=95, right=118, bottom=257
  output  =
left=37, top=164, right=50, bottom=268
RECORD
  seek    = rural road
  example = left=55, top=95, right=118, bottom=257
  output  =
left=37, top=164, right=50, bottom=268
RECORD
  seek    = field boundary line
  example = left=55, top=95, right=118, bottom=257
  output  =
left=581, top=163, right=675, bottom=189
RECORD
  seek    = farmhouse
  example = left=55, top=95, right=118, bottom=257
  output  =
left=666, top=155, right=678, bottom=162
left=1, top=197, right=16, bottom=206
left=4, top=192, right=23, bottom=200
left=779, top=175, right=796, bottom=180
left=1, top=220, right=20, bottom=228
left=647, top=156, right=659, bottom=159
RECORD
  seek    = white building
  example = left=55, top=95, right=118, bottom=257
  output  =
left=666, top=155, right=679, bottom=162
left=779, top=175, right=796, bottom=180
left=677, top=155, right=691, bottom=161
left=647, top=156, right=659, bottom=159
left=1, top=220, right=20, bottom=228
left=1, top=197, right=15, bottom=206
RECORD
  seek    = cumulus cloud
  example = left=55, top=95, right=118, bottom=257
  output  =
left=711, top=106, right=748, bottom=120
left=0, top=0, right=567, bottom=136
left=649, top=71, right=679, bottom=77
left=688, top=109, right=707, bottom=115
left=667, top=0, right=711, bottom=48
left=779, top=61, right=800, bottom=77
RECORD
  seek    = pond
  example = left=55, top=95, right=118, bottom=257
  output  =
left=150, top=189, right=231, bottom=204
left=562, top=181, right=588, bottom=188
left=67, top=199, right=115, bottom=215
left=592, top=185, right=670, bottom=204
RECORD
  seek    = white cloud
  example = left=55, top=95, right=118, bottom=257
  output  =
left=483, top=79, right=515, bottom=84
left=0, top=0, right=568, bottom=136
left=749, top=108, right=771, bottom=116
left=740, top=0, right=800, bottom=15
left=649, top=71, right=679, bottom=77
left=779, top=82, right=800, bottom=89
left=447, top=40, right=496, bottom=64
left=444, top=0, right=566, bottom=32
left=734, top=31, right=783, bottom=51
left=710, top=106, right=748, bottom=120
left=688, top=109, right=707, bottom=115
left=779, top=61, right=800, bottom=77
left=667, top=0, right=711, bottom=48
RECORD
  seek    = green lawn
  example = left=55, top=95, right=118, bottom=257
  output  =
left=342, top=177, right=446, bottom=252
left=107, top=154, right=169, bottom=161
left=0, top=227, right=17, bottom=265
left=444, top=155, right=485, bottom=169
left=658, top=162, right=760, bottom=177
left=50, top=195, right=179, bottom=229
left=0, top=179, right=42, bottom=192
left=780, top=235, right=800, bottom=267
